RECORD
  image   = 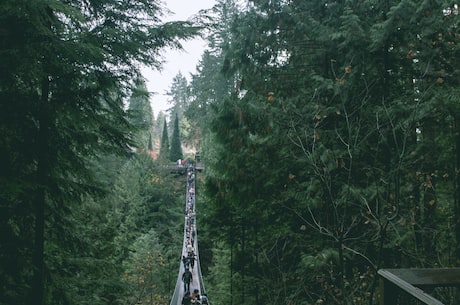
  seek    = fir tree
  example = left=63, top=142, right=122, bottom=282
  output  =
left=166, top=72, right=189, bottom=118
left=148, top=133, right=153, bottom=151
left=159, top=118, right=170, bottom=162
left=128, top=78, right=154, bottom=150
left=169, top=113, right=183, bottom=162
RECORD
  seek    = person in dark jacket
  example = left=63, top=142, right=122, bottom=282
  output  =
left=182, top=255, right=189, bottom=269
left=188, top=253, right=195, bottom=270
left=182, top=268, right=193, bottom=292
left=182, top=291, right=191, bottom=305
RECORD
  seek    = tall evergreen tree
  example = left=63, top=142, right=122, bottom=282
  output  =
left=166, top=72, right=190, bottom=118
left=152, top=111, right=167, bottom=151
left=148, top=133, right=153, bottom=151
left=187, top=51, right=234, bottom=148
left=169, top=113, right=183, bottom=162
left=128, top=78, right=154, bottom=150
left=159, top=118, right=170, bottom=162
left=166, top=72, right=199, bottom=149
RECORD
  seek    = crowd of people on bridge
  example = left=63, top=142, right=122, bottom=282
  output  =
left=181, top=164, right=208, bottom=305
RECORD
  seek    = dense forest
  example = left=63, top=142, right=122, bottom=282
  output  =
left=1, top=1, right=460, bottom=305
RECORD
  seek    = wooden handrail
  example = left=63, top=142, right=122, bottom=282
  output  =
left=378, top=268, right=460, bottom=305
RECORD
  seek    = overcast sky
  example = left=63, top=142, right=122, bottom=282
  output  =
left=142, top=0, right=217, bottom=117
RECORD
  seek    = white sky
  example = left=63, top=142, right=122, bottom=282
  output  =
left=142, top=0, right=217, bottom=117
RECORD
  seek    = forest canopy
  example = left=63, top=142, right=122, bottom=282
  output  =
left=1, top=0, right=460, bottom=305
left=184, top=1, right=460, bottom=305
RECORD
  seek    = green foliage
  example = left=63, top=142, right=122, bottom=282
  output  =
left=185, top=1, right=460, bottom=305
left=166, top=72, right=202, bottom=150
left=159, top=118, right=170, bottom=163
left=4, top=0, right=460, bottom=304
left=122, top=229, right=169, bottom=305
left=148, top=133, right=153, bottom=150
left=46, top=195, right=126, bottom=305
left=169, top=113, right=184, bottom=162
left=105, top=152, right=184, bottom=303
left=202, top=241, right=232, bottom=305
left=0, top=0, right=198, bottom=304
left=128, top=78, right=155, bottom=150
left=166, top=72, right=190, bottom=118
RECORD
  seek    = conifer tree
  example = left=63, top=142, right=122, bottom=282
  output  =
left=159, top=118, right=170, bottom=162
left=153, top=111, right=166, bottom=150
left=128, top=78, right=154, bottom=150
left=187, top=51, right=233, bottom=146
left=148, top=133, right=153, bottom=151
left=169, top=113, right=183, bottom=162
left=166, top=72, right=198, bottom=149
left=166, top=72, right=189, bottom=118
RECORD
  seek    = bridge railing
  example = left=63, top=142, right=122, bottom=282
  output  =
left=378, top=268, right=460, bottom=305
left=193, top=216, right=208, bottom=303
left=169, top=211, right=191, bottom=305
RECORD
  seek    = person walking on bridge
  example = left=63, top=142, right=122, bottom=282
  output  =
left=182, top=291, right=191, bottom=305
left=182, top=255, right=189, bottom=269
left=188, top=252, right=196, bottom=270
left=182, top=267, right=193, bottom=292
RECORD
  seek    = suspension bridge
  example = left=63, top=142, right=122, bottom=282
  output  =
left=169, top=163, right=208, bottom=305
